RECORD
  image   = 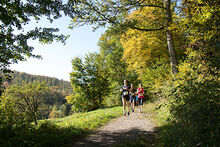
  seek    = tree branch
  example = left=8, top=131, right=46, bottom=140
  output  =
left=138, top=4, right=166, bottom=9
left=130, top=26, right=165, bottom=31
left=86, top=2, right=117, bottom=25
left=17, top=103, right=27, bottom=112
left=129, top=0, right=166, bottom=9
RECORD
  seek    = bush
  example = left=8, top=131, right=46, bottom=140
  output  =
left=49, top=110, right=64, bottom=118
left=141, top=60, right=171, bottom=101
left=157, top=60, right=220, bottom=146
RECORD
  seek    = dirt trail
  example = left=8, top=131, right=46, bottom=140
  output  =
left=72, top=111, right=156, bottom=147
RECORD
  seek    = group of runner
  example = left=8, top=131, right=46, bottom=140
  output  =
left=120, top=80, right=144, bottom=116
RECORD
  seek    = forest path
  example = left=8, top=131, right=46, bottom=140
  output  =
left=72, top=111, right=156, bottom=147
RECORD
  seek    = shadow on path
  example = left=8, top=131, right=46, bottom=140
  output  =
left=73, top=127, right=156, bottom=147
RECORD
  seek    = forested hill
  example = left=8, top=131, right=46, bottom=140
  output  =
left=9, top=71, right=72, bottom=94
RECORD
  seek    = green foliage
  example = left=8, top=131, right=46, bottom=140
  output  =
left=0, top=92, right=29, bottom=131
left=0, top=1, right=219, bottom=146
left=98, top=32, right=127, bottom=84
left=2, top=71, right=72, bottom=118
left=140, top=60, right=170, bottom=99
left=98, top=29, right=139, bottom=106
left=70, top=0, right=166, bottom=30
left=10, top=71, right=72, bottom=93
left=174, top=0, right=220, bottom=68
left=48, top=105, right=69, bottom=118
left=68, top=53, right=110, bottom=111
left=49, top=110, right=64, bottom=119
left=153, top=57, right=219, bottom=146
left=0, top=0, right=75, bottom=94
left=0, top=106, right=122, bottom=147
left=1, top=82, right=50, bottom=125
left=126, top=1, right=220, bottom=146
left=71, top=0, right=180, bottom=74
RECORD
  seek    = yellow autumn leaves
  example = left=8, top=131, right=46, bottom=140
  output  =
left=120, top=6, right=169, bottom=75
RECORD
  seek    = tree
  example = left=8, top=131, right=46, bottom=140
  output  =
left=70, top=0, right=179, bottom=74
left=153, top=1, right=220, bottom=146
left=98, top=31, right=127, bottom=84
left=67, top=53, right=110, bottom=111
left=120, top=6, right=169, bottom=73
left=98, top=29, right=139, bottom=105
left=177, top=0, right=220, bottom=68
left=4, top=82, right=49, bottom=125
left=0, top=0, right=75, bottom=94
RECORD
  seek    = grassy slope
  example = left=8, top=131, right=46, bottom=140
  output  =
left=3, top=102, right=167, bottom=147
left=2, top=106, right=122, bottom=147
left=51, top=106, right=123, bottom=132
left=36, top=106, right=122, bottom=147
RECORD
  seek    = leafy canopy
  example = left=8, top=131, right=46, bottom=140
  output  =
left=70, top=0, right=166, bottom=31
left=0, top=0, right=75, bottom=93
left=120, top=6, right=169, bottom=74
left=67, top=53, right=110, bottom=111
left=1, top=82, right=49, bottom=126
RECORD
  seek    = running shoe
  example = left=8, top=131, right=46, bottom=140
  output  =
left=131, top=108, right=134, bottom=112
left=123, top=112, right=126, bottom=116
left=127, top=111, right=130, bottom=116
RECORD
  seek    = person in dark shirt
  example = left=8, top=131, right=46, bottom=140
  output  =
left=120, top=80, right=131, bottom=116
left=130, top=84, right=136, bottom=112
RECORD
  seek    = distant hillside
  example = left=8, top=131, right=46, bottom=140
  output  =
left=2, top=71, right=73, bottom=119
left=9, top=71, right=72, bottom=94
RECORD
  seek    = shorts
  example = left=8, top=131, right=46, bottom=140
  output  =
left=122, top=95, right=130, bottom=101
left=138, top=98, right=143, bottom=105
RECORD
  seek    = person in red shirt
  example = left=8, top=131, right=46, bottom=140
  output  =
left=137, top=83, right=144, bottom=113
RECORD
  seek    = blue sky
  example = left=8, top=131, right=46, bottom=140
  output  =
left=10, top=15, right=106, bottom=81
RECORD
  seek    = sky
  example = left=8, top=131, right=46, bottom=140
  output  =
left=9, top=15, right=106, bottom=82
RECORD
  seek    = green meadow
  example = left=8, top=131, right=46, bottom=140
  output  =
left=1, top=106, right=122, bottom=147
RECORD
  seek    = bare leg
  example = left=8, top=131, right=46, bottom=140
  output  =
left=126, top=100, right=130, bottom=115
left=132, top=100, right=135, bottom=110
left=140, top=99, right=143, bottom=112
left=123, top=98, right=126, bottom=111
left=122, top=98, right=126, bottom=115
left=126, top=100, right=129, bottom=112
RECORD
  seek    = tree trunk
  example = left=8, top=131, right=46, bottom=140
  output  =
left=33, top=112, right=38, bottom=126
left=164, top=0, right=178, bottom=74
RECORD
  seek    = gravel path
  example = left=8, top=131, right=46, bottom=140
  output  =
left=72, top=111, right=156, bottom=147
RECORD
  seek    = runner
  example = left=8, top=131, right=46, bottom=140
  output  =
left=137, top=83, right=144, bottom=113
left=129, top=84, right=136, bottom=112
left=120, top=80, right=131, bottom=116
left=135, top=95, right=139, bottom=106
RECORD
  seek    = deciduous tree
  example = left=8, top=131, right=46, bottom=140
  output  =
left=0, top=0, right=75, bottom=94
left=71, top=0, right=179, bottom=74
left=2, top=82, right=49, bottom=125
left=67, top=53, right=110, bottom=111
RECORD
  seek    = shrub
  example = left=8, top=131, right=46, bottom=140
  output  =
left=49, top=110, right=64, bottom=118
left=158, top=60, right=220, bottom=146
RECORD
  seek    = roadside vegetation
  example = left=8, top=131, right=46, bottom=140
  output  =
left=0, top=106, right=121, bottom=147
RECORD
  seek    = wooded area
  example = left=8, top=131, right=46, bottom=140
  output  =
left=0, top=0, right=219, bottom=146
left=2, top=71, right=72, bottom=122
